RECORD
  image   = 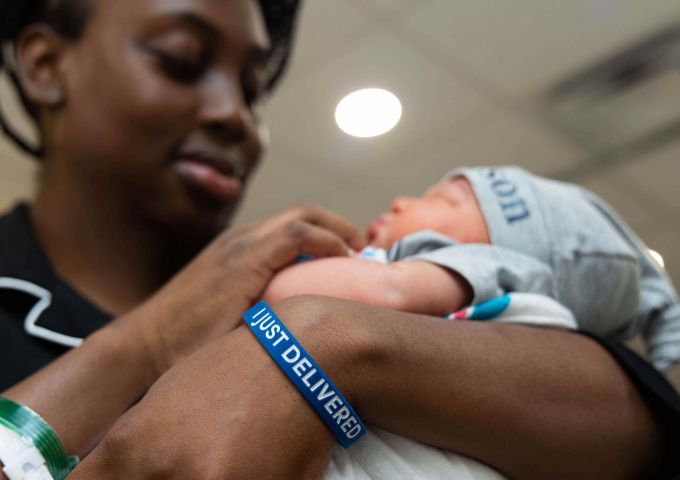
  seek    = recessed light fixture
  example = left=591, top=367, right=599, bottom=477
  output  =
left=335, top=88, right=402, bottom=138
left=649, top=249, right=665, bottom=268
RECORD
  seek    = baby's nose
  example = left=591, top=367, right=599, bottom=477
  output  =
left=391, top=196, right=413, bottom=213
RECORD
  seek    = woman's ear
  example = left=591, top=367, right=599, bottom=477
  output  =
left=14, top=25, right=68, bottom=108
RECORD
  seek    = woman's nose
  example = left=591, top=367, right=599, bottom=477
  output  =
left=200, top=78, right=252, bottom=143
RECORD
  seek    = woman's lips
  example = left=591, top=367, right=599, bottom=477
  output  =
left=174, top=159, right=242, bottom=201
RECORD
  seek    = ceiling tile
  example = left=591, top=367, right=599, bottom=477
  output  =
left=234, top=143, right=352, bottom=223
left=350, top=0, right=436, bottom=17
left=287, top=0, right=371, bottom=74
left=290, top=0, right=439, bottom=75
left=235, top=143, right=397, bottom=229
left=577, top=171, right=659, bottom=233
left=616, top=137, right=680, bottom=213
left=263, top=26, right=492, bottom=181
left=0, top=70, right=39, bottom=211
left=404, top=0, right=680, bottom=98
left=388, top=104, right=583, bottom=181
left=0, top=142, right=37, bottom=212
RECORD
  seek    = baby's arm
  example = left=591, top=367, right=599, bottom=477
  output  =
left=262, top=257, right=472, bottom=316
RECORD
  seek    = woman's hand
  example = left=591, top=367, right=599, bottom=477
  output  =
left=70, top=299, right=345, bottom=480
left=128, top=204, right=365, bottom=375
left=3, top=209, right=363, bottom=459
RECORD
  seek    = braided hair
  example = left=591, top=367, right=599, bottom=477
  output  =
left=0, top=0, right=301, bottom=158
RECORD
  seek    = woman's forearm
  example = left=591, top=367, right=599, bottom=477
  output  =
left=363, top=320, right=663, bottom=479
left=0, top=207, right=366, bottom=467
left=283, top=296, right=667, bottom=480
left=2, top=313, right=157, bottom=458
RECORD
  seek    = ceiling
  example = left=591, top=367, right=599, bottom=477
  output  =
left=232, top=0, right=680, bottom=284
left=1, top=1, right=680, bottom=378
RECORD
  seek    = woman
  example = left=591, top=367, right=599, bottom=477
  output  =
left=0, top=1, right=678, bottom=479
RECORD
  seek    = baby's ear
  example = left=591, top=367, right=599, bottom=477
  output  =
left=14, top=25, right=68, bottom=108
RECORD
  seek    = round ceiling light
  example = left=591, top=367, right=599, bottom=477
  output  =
left=335, top=88, right=402, bottom=138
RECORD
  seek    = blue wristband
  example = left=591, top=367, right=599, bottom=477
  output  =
left=243, top=302, right=366, bottom=448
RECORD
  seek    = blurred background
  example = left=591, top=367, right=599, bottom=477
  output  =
left=1, top=1, right=679, bottom=382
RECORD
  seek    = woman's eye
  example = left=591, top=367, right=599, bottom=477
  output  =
left=243, top=87, right=266, bottom=108
left=153, top=50, right=206, bottom=83
left=242, top=71, right=269, bottom=108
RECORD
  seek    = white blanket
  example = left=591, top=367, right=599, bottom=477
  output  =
left=326, top=428, right=505, bottom=480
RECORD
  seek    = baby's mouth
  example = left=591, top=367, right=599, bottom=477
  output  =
left=366, top=214, right=387, bottom=243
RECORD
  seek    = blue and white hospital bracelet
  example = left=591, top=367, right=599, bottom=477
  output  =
left=243, top=302, right=366, bottom=448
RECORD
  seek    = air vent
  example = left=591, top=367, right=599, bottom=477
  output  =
left=543, top=23, right=680, bottom=154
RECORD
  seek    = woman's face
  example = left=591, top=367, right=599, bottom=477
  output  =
left=53, top=0, right=272, bottom=234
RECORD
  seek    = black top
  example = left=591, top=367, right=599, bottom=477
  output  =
left=0, top=204, right=111, bottom=389
left=0, top=204, right=679, bottom=477
left=583, top=333, right=680, bottom=479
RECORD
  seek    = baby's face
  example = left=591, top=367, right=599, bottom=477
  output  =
left=367, top=177, right=490, bottom=249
